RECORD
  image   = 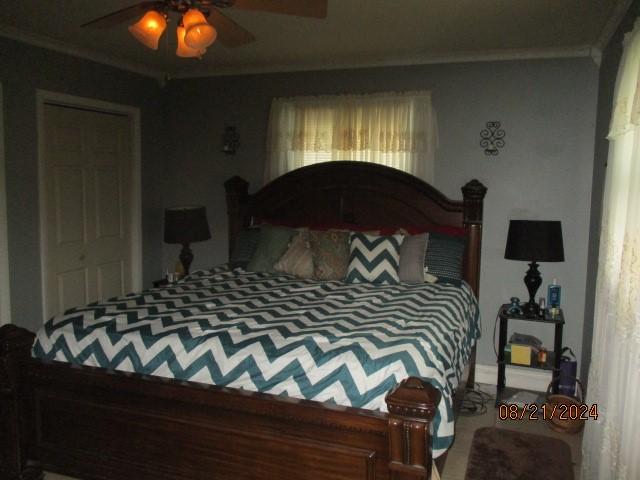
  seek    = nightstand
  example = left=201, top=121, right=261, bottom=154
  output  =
left=495, top=304, right=564, bottom=406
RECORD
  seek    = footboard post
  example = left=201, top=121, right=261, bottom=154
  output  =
left=0, top=325, right=42, bottom=480
left=385, top=377, right=442, bottom=480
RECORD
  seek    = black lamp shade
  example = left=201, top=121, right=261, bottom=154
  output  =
left=164, top=206, right=211, bottom=245
left=504, top=220, right=564, bottom=262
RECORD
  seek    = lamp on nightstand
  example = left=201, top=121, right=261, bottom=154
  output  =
left=164, top=205, right=211, bottom=275
left=504, top=220, right=564, bottom=315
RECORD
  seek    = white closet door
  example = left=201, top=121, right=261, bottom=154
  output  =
left=43, top=104, right=132, bottom=319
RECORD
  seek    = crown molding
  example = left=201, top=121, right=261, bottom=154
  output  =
left=590, top=0, right=634, bottom=68
left=168, top=45, right=593, bottom=79
left=0, top=24, right=167, bottom=83
left=594, top=0, right=634, bottom=54
left=0, top=22, right=599, bottom=83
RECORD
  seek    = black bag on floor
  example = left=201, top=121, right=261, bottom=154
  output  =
left=558, top=347, right=577, bottom=396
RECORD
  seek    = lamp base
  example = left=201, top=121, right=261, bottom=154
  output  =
left=522, top=300, right=539, bottom=316
left=179, top=243, right=193, bottom=276
left=523, top=261, right=542, bottom=316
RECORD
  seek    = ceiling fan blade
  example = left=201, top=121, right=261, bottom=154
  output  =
left=80, top=2, right=160, bottom=28
left=231, top=0, right=327, bottom=19
left=209, top=9, right=256, bottom=47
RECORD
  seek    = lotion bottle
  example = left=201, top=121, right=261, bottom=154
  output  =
left=547, top=278, right=561, bottom=308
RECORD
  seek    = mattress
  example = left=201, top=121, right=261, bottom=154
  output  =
left=33, top=265, right=480, bottom=457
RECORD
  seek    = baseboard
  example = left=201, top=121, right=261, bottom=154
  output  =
left=475, top=364, right=552, bottom=392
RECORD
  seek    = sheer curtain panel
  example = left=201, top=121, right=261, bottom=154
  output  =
left=265, top=91, right=438, bottom=184
left=581, top=19, right=640, bottom=480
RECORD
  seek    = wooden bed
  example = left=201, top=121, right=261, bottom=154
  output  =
left=0, top=161, right=486, bottom=480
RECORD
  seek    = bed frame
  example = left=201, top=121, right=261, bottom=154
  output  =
left=0, top=161, right=486, bottom=480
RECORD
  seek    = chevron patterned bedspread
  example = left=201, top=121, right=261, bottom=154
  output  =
left=33, top=265, right=480, bottom=457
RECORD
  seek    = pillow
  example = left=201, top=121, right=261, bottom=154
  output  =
left=274, top=230, right=314, bottom=279
left=309, top=230, right=350, bottom=280
left=346, top=233, right=404, bottom=284
left=424, top=232, right=467, bottom=281
left=246, top=225, right=297, bottom=272
left=229, top=227, right=261, bottom=269
left=398, top=233, right=429, bottom=283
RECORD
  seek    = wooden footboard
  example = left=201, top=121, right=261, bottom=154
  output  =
left=1, top=325, right=447, bottom=480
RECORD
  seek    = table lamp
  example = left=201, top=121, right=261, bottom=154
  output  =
left=164, top=205, right=211, bottom=275
left=504, top=220, right=564, bottom=315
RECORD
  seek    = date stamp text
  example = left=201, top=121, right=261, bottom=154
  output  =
left=498, top=403, right=599, bottom=421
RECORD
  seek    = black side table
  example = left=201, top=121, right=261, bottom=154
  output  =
left=495, top=304, right=564, bottom=406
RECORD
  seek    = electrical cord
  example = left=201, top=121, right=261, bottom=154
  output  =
left=493, top=313, right=500, bottom=359
left=460, top=383, right=495, bottom=416
left=461, top=315, right=499, bottom=417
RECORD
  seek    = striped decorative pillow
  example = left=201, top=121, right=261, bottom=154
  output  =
left=345, top=233, right=404, bottom=284
left=424, top=232, right=467, bottom=281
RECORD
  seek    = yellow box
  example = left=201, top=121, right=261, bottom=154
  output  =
left=510, top=345, right=532, bottom=365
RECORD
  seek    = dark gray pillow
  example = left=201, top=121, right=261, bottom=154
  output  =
left=424, top=232, right=467, bottom=282
left=229, top=227, right=261, bottom=269
left=246, top=225, right=297, bottom=272
left=399, top=233, right=429, bottom=283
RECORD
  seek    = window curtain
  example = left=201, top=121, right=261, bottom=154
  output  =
left=581, top=19, right=640, bottom=480
left=264, top=91, right=438, bottom=184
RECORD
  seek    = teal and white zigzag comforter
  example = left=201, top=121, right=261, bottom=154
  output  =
left=33, top=266, right=480, bottom=458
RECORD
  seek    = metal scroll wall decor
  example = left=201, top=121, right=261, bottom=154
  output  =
left=480, top=121, right=505, bottom=155
left=222, top=126, right=240, bottom=155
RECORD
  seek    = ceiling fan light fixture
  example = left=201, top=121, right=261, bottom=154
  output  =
left=182, top=8, right=217, bottom=49
left=176, top=26, right=205, bottom=58
left=128, top=9, right=167, bottom=50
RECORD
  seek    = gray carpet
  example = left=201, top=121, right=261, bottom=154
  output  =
left=465, top=427, right=575, bottom=480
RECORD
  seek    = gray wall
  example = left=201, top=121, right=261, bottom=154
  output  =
left=0, top=37, right=166, bottom=332
left=581, top=0, right=640, bottom=386
left=163, top=58, right=599, bottom=370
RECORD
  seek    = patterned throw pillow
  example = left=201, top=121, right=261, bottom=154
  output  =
left=345, top=233, right=404, bottom=284
left=424, top=232, right=467, bottom=281
left=274, top=230, right=314, bottom=279
left=309, top=230, right=350, bottom=280
left=229, top=227, right=261, bottom=269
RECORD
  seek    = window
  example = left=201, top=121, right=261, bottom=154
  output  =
left=265, top=91, right=438, bottom=184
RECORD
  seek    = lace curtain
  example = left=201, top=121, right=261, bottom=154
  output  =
left=581, top=19, right=640, bottom=480
left=264, top=91, right=438, bottom=183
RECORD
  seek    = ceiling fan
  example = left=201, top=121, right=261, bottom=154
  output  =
left=81, top=0, right=327, bottom=58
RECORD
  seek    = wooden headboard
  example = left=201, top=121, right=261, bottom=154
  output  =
left=224, top=161, right=487, bottom=296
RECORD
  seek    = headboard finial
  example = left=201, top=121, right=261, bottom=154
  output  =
left=461, top=179, right=487, bottom=225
